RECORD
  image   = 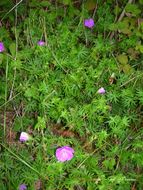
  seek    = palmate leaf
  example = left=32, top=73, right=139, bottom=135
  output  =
left=117, top=54, right=133, bottom=73
left=125, top=4, right=141, bottom=16
left=117, top=54, right=128, bottom=65
left=136, top=44, right=143, bottom=53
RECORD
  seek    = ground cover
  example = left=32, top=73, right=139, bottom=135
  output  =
left=0, top=0, right=143, bottom=189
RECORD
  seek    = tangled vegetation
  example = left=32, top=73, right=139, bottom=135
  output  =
left=0, top=0, right=143, bottom=189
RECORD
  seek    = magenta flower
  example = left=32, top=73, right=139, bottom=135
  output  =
left=0, top=42, right=5, bottom=52
left=37, top=40, right=45, bottom=46
left=84, top=18, right=94, bottom=28
left=19, top=184, right=27, bottom=190
left=19, top=132, right=30, bottom=142
left=56, top=146, right=74, bottom=162
left=97, top=87, right=106, bottom=94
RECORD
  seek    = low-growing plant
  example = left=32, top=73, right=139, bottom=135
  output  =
left=0, top=0, right=143, bottom=189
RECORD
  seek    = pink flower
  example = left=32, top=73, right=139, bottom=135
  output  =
left=37, top=40, right=45, bottom=46
left=19, top=132, right=30, bottom=142
left=56, top=146, right=74, bottom=162
left=97, top=87, right=106, bottom=94
left=84, top=18, right=94, bottom=28
left=0, top=42, right=5, bottom=52
left=19, top=184, right=27, bottom=190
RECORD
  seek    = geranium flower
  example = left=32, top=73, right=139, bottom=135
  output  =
left=97, top=87, right=106, bottom=94
left=19, top=184, right=27, bottom=190
left=84, top=18, right=94, bottom=28
left=56, top=146, right=74, bottom=162
left=0, top=42, right=5, bottom=52
left=19, top=132, right=30, bottom=142
left=37, top=40, right=45, bottom=46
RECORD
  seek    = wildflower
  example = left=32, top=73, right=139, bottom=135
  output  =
left=56, top=146, right=74, bottom=162
left=37, top=40, right=45, bottom=46
left=19, top=132, right=30, bottom=142
left=19, top=184, right=27, bottom=190
left=84, top=18, right=94, bottom=28
left=0, top=42, right=5, bottom=52
left=97, top=87, right=106, bottom=94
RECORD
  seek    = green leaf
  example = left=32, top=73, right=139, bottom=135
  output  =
left=114, top=5, right=121, bottom=15
left=125, top=4, right=141, bottom=16
left=9, top=43, right=16, bottom=57
left=35, top=116, right=46, bottom=130
left=0, top=54, right=4, bottom=65
left=85, top=0, right=97, bottom=10
left=59, top=0, right=71, bottom=5
left=40, top=1, right=50, bottom=7
left=24, top=86, right=38, bottom=99
left=139, top=0, right=143, bottom=4
left=11, top=60, right=22, bottom=69
left=116, top=54, right=133, bottom=74
left=109, top=23, right=118, bottom=31
left=117, top=20, right=131, bottom=34
left=121, top=63, right=133, bottom=74
left=103, top=158, right=116, bottom=170
left=136, top=44, right=143, bottom=53
left=137, top=90, right=143, bottom=105
left=117, top=54, right=128, bottom=65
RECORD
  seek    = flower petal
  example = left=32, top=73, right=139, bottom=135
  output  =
left=56, top=146, right=74, bottom=162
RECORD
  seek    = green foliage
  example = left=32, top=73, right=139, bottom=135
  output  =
left=0, top=0, right=143, bottom=189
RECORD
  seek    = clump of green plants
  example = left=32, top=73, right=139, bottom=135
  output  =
left=0, top=0, right=143, bottom=189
